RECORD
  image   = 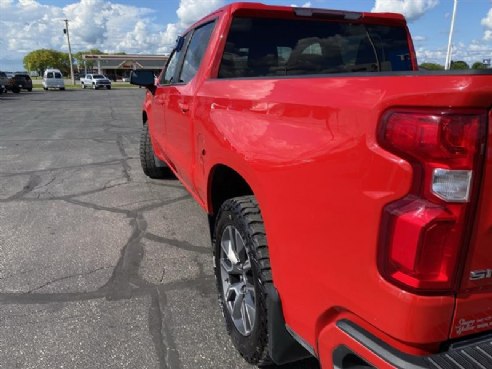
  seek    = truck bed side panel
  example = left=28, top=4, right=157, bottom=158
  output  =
left=195, top=74, right=492, bottom=349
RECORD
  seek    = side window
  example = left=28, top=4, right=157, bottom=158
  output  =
left=159, top=32, right=190, bottom=85
left=179, top=21, right=216, bottom=84
left=161, top=50, right=180, bottom=85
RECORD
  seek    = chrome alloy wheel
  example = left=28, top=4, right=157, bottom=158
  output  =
left=220, top=225, right=256, bottom=336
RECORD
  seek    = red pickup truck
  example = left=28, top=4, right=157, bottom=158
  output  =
left=131, top=2, right=492, bottom=368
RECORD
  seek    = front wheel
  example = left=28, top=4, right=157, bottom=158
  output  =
left=214, top=196, right=273, bottom=366
left=92, top=83, right=96, bottom=89
left=27, top=88, right=32, bottom=92
left=106, top=85, right=111, bottom=90
left=139, top=124, right=171, bottom=179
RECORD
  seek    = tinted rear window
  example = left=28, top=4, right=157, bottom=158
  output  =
left=219, top=17, right=413, bottom=78
left=47, top=72, right=54, bottom=78
left=55, top=72, right=62, bottom=78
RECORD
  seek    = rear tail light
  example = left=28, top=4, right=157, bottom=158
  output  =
left=378, top=109, right=486, bottom=293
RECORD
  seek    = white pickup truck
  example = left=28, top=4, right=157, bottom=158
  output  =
left=80, top=74, right=112, bottom=89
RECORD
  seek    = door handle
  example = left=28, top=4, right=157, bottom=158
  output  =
left=178, top=102, right=189, bottom=113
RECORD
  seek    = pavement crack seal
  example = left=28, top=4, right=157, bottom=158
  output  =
left=3, top=174, right=42, bottom=201
left=149, top=288, right=183, bottom=369
left=116, top=134, right=131, bottom=182
left=0, top=159, right=123, bottom=178
left=27, top=266, right=114, bottom=294
left=143, top=233, right=209, bottom=255
left=101, top=213, right=148, bottom=300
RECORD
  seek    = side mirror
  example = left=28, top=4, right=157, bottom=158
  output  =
left=130, top=70, right=156, bottom=94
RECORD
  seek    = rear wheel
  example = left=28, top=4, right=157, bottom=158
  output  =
left=43, top=87, right=48, bottom=91
left=12, top=87, right=20, bottom=93
left=92, top=83, right=96, bottom=90
left=106, top=85, right=111, bottom=90
left=27, top=88, right=32, bottom=92
left=214, top=196, right=273, bottom=366
left=139, top=123, right=170, bottom=179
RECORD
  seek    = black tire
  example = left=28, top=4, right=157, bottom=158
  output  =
left=139, top=123, right=170, bottom=179
left=12, top=87, right=20, bottom=93
left=214, top=196, right=273, bottom=366
left=107, top=85, right=111, bottom=90
left=43, top=87, right=48, bottom=91
left=60, top=87, right=65, bottom=91
left=27, top=88, right=32, bottom=92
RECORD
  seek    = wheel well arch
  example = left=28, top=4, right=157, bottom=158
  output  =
left=207, top=165, right=311, bottom=364
left=208, top=164, right=254, bottom=217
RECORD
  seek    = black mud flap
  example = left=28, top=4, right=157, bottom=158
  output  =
left=265, top=284, right=313, bottom=365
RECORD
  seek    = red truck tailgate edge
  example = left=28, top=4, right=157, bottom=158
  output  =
left=452, top=110, right=492, bottom=339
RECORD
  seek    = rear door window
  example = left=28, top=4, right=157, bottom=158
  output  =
left=47, top=72, right=54, bottom=78
left=55, top=72, right=62, bottom=78
left=179, top=21, right=216, bottom=84
left=219, top=17, right=413, bottom=78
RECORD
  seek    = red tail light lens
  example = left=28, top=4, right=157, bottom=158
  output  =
left=378, top=110, right=485, bottom=293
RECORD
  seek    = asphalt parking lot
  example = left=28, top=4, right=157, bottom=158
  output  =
left=0, top=89, right=320, bottom=369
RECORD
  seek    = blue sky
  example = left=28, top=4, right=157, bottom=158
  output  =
left=1, top=0, right=491, bottom=71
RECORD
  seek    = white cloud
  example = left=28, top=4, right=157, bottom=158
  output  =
left=481, top=8, right=492, bottom=40
left=416, top=40, right=492, bottom=65
left=0, top=0, right=224, bottom=69
left=372, top=0, right=439, bottom=21
left=158, top=0, right=224, bottom=53
left=482, top=8, right=492, bottom=28
left=291, top=2, right=312, bottom=7
left=177, top=0, right=223, bottom=28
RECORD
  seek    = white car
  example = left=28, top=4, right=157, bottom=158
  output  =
left=42, top=69, right=65, bottom=90
left=80, top=74, right=112, bottom=89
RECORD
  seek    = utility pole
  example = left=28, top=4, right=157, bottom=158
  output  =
left=445, top=0, right=458, bottom=70
left=64, top=19, right=75, bottom=85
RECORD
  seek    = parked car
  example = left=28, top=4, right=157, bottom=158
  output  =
left=42, top=69, right=65, bottom=90
left=80, top=74, right=111, bottom=89
left=0, top=71, right=19, bottom=93
left=12, top=73, right=33, bottom=91
left=131, top=3, right=492, bottom=369
left=0, top=71, right=8, bottom=93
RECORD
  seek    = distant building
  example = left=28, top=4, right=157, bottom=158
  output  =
left=82, top=54, right=168, bottom=80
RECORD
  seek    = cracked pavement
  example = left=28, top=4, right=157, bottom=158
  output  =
left=0, top=90, right=320, bottom=369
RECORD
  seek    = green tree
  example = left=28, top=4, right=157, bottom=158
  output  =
left=23, top=49, right=70, bottom=75
left=450, top=60, right=470, bottom=70
left=419, top=62, right=444, bottom=71
left=73, top=49, right=104, bottom=72
left=471, top=61, right=488, bottom=70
